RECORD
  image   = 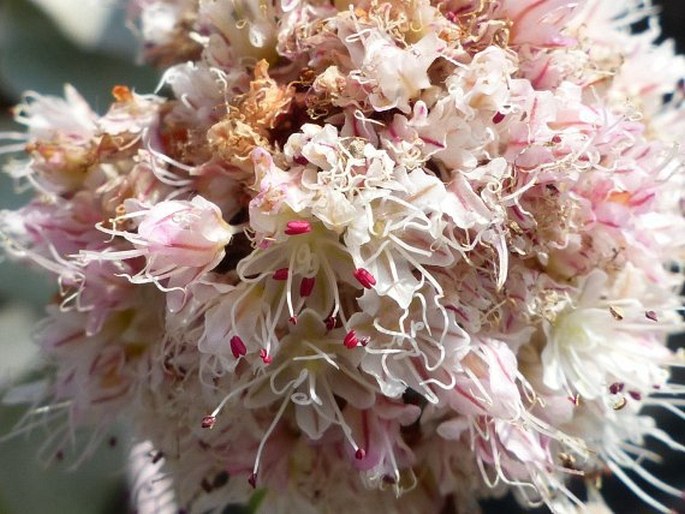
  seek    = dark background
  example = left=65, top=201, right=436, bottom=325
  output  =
left=656, top=1, right=685, bottom=54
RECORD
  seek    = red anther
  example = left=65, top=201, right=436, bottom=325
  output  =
left=645, top=310, right=658, bottom=322
left=259, top=349, right=272, bottom=364
left=272, top=267, right=289, bottom=280
left=285, top=220, right=312, bottom=235
left=492, top=111, right=505, bottom=124
left=325, top=317, right=337, bottom=331
left=299, top=276, right=316, bottom=297
left=354, top=268, right=376, bottom=289
left=612, top=397, right=627, bottom=411
left=201, top=478, right=213, bottom=493
left=628, top=390, right=642, bottom=401
left=355, top=448, right=366, bottom=460
left=609, top=306, right=623, bottom=321
left=609, top=382, right=624, bottom=395
left=289, top=315, right=298, bottom=325
left=344, top=330, right=359, bottom=349
left=230, top=335, right=247, bottom=359
left=294, top=155, right=308, bottom=165
left=551, top=134, right=562, bottom=144
left=201, top=415, right=216, bottom=429
left=360, top=337, right=370, bottom=347
left=248, top=472, right=257, bottom=489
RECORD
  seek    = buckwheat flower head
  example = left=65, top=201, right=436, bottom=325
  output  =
left=2, top=1, right=685, bottom=513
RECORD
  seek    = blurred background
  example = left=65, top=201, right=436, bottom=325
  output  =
left=0, top=1, right=156, bottom=513
left=0, top=1, right=683, bottom=513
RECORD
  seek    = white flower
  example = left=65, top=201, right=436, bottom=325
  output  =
left=542, top=268, right=674, bottom=400
left=342, top=26, right=444, bottom=113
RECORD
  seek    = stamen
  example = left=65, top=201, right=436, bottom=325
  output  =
left=344, top=330, right=359, bottom=349
left=230, top=335, right=247, bottom=359
left=353, top=267, right=376, bottom=289
left=355, top=448, right=366, bottom=460
left=606, top=459, right=675, bottom=514
left=492, top=112, right=505, bottom=124
left=259, top=348, right=272, bottom=364
left=272, top=267, right=289, bottom=280
left=201, top=415, right=216, bottom=429
left=299, top=276, right=316, bottom=297
left=646, top=310, right=658, bottom=322
left=284, top=220, right=312, bottom=235
left=609, top=306, right=624, bottom=321
left=609, top=382, right=625, bottom=395
left=612, top=397, right=628, bottom=410
left=251, top=392, right=291, bottom=490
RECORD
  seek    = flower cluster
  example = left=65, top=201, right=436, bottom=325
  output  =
left=2, top=1, right=685, bottom=513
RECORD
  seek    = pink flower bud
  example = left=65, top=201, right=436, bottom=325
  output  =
left=609, top=382, right=624, bottom=395
left=137, top=196, right=234, bottom=269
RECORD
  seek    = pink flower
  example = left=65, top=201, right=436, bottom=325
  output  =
left=136, top=196, right=234, bottom=268
left=83, top=196, right=237, bottom=302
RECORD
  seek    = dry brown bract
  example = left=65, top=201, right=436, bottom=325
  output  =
left=207, top=60, right=295, bottom=170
